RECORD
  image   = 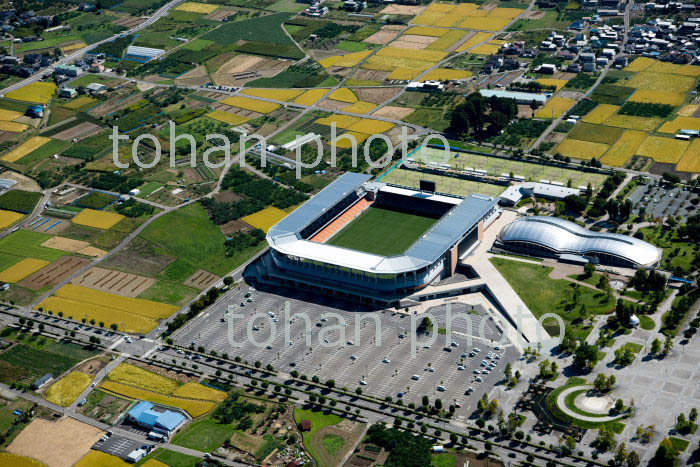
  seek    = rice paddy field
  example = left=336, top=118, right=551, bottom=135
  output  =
left=582, top=104, right=620, bottom=124
left=37, top=284, right=179, bottom=334
left=535, top=97, right=577, bottom=119
left=0, top=230, right=68, bottom=270
left=555, top=139, right=610, bottom=160
left=0, top=209, right=24, bottom=229
left=0, top=258, right=49, bottom=283
left=421, top=68, right=472, bottom=81
left=628, top=90, right=685, bottom=106
left=71, top=209, right=125, bottom=230
left=294, top=89, right=328, bottom=106
left=600, top=130, right=647, bottom=167
left=99, top=362, right=225, bottom=417
left=5, top=82, right=57, bottom=104
left=635, top=135, right=688, bottom=163
left=412, top=147, right=608, bottom=187
left=220, top=96, right=280, bottom=113
left=175, top=1, right=218, bottom=13
left=241, top=88, right=304, bottom=101
left=320, top=50, right=373, bottom=68
left=1, top=137, right=51, bottom=163
left=207, top=110, right=249, bottom=125
left=677, top=138, right=700, bottom=172
left=241, top=207, right=288, bottom=232
left=45, top=371, right=92, bottom=407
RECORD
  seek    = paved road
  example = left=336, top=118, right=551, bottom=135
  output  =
left=0, top=0, right=187, bottom=95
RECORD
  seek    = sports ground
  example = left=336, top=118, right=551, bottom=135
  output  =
left=327, top=206, right=437, bottom=256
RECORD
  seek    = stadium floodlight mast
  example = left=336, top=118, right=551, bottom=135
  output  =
left=109, top=121, right=453, bottom=179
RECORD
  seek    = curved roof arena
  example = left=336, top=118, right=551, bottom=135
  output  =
left=498, top=216, right=661, bottom=268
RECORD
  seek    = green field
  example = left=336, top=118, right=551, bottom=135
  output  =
left=590, top=84, right=636, bottom=105
left=490, top=257, right=620, bottom=340
left=15, top=33, right=83, bottom=52
left=327, top=207, right=437, bottom=256
left=141, top=449, right=200, bottom=467
left=381, top=168, right=505, bottom=197
left=0, top=190, right=42, bottom=214
left=413, top=147, right=608, bottom=188
left=202, top=12, right=295, bottom=46
left=16, top=139, right=70, bottom=166
left=294, top=408, right=344, bottom=466
left=0, top=230, right=69, bottom=270
left=140, top=203, right=264, bottom=276
left=76, top=191, right=117, bottom=209
left=172, top=416, right=236, bottom=452
left=569, top=123, right=623, bottom=145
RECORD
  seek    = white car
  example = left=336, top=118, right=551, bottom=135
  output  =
left=411, top=374, right=420, bottom=380
left=428, top=367, right=435, bottom=372
left=475, top=376, right=483, bottom=382
left=437, top=385, right=446, bottom=392
left=457, top=365, right=466, bottom=371
left=359, top=380, right=368, bottom=385
left=473, top=369, right=481, bottom=374
left=382, top=358, right=390, bottom=363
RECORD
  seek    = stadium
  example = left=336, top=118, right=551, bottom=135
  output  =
left=250, top=173, right=500, bottom=306
left=495, top=216, right=662, bottom=269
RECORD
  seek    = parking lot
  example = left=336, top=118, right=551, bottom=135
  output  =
left=93, top=434, right=141, bottom=460
left=629, top=183, right=698, bottom=222
left=174, top=287, right=519, bottom=416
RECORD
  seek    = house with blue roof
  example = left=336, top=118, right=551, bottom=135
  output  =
left=126, top=401, right=186, bottom=436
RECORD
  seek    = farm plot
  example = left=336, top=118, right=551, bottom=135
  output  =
left=320, top=50, right=373, bottom=68
left=0, top=230, right=68, bottom=267
left=0, top=454, right=44, bottom=467
left=600, top=130, right=646, bottom=167
left=294, top=89, right=329, bottom=106
left=677, top=138, right=700, bottom=172
left=0, top=259, right=50, bottom=283
left=624, top=72, right=696, bottom=93
left=568, top=123, right=622, bottom=144
left=628, top=90, right=685, bottom=106
left=19, top=256, right=91, bottom=291
left=1, top=137, right=51, bottom=163
left=62, top=96, right=97, bottom=111
left=636, top=135, right=688, bottom=163
left=100, top=362, right=225, bottom=417
left=421, top=68, right=472, bottom=81
left=7, top=417, right=103, bottom=467
left=658, top=116, right=700, bottom=134
left=45, top=371, right=93, bottom=407
left=73, top=267, right=156, bottom=297
left=241, top=88, right=303, bottom=101
left=555, top=138, right=610, bottom=160
left=72, top=209, right=125, bottom=230
left=176, top=1, right=218, bottom=13
left=0, top=121, right=29, bottom=132
left=391, top=34, right=438, bottom=50
left=582, top=104, right=619, bottom=124
left=363, top=26, right=405, bottom=45
left=220, top=96, right=280, bottom=114
left=206, top=110, right=250, bottom=125
left=535, top=97, right=577, bottom=119
left=241, top=207, right=287, bottom=232
left=5, top=82, right=57, bottom=104
left=37, top=284, right=179, bottom=333
left=52, top=122, right=101, bottom=141
left=183, top=269, right=219, bottom=289
left=0, top=210, right=24, bottom=229
left=603, top=114, right=661, bottom=131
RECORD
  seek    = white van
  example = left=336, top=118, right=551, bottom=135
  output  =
left=411, top=374, right=420, bottom=380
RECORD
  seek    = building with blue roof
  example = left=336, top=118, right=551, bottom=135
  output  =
left=251, top=171, right=500, bottom=306
left=126, top=401, right=186, bottom=436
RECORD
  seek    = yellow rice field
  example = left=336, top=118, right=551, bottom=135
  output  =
left=207, top=110, right=249, bottom=125
left=1, top=137, right=51, bottom=163
left=413, top=12, right=446, bottom=26
left=109, top=362, right=180, bottom=393
left=636, top=135, right=688, bottom=163
left=582, top=104, right=620, bottom=124
left=536, top=79, right=568, bottom=91
left=0, top=453, right=47, bottom=467
left=242, top=206, right=287, bottom=232
left=628, top=89, right=685, bottom=106
left=0, top=121, right=29, bottom=133
left=421, top=68, right=472, bottom=81
left=426, top=30, right=469, bottom=51
left=535, top=97, right=577, bottom=119
left=294, top=89, right=328, bottom=106
left=329, top=88, right=358, bottom=103
left=363, top=56, right=435, bottom=73
left=603, top=114, right=661, bottom=131
left=72, top=208, right=125, bottom=229
left=658, top=116, right=700, bottom=134
left=75, top=451, right=130, bottom=467
left=63, top=96, right=96, bottom=110
left=171, top=382, right=228, bottom=401
left=6, top=82, right=57, bottom=104
left=316, top=114, right=360, bottom=128
left=624, top=72, right=696, bottom=93
left=624, top=57, right=655, bottom=72
left=646, top=60, right=700, bottom=76
left=334, top=131, right=370, bottom=149
left=242, top=88, right=303, bottom=101
left=456, top=32, right=493, bottom=52
left=487, top=7, right=524, bottom=18
left=220, top=96, right=280, bottom=113
left=470, top=43, right=501, bottom=55
left=0, top=209, right=23, bottom=229
left=61, top=42, right=87, bottom=53
left=45, top=371, right=92, bottom=407
left=425, top=2, right=457, bottom=13
left=375, top=47, right=447, bottom=62
left=459, top=17, right=511, bottom=31
left=556, top=139, right=610, bottom=160
left=176, top=1, right=219, bottom=12
left=347, top=119, right=395, bottom=134
left=405, top=26, right=450, bottom=37
left=388, top=68, right=423, bottom=80
left=319, top=50, right=372, bottom=68
left=600, top=130, right=647, bottom=167
left=677, top=138, right=700, bottom=172
left=343, top=101, right=377, bottom=114
left=100, top=382, right=219, bottom=417
left=55, top=285, right=178, bottom=319
left=678, top=104, right=699, bottom=116
left=0, top=109, right=23, bottom=121
left=0, top=258, right=49, bottom=283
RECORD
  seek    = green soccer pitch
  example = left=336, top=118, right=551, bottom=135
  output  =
left=326, top=207, right=438, bottom=256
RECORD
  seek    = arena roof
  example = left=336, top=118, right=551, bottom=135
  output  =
left=498, top=216, right=661, bottom=267
left=267, top=173, right=498, bottom=274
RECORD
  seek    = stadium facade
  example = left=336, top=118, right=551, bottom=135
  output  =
left=252, top=173, right=500, bottom=306
left=495, top=216, right=662, bottom=268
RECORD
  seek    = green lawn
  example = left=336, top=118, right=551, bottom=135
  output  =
left=569, top=123, right=623, bottom=145
left=431, top=453, right=458, bottom=467
left=294, top=408, right=343, bottom=466
left=137, top=181, right=165, bottom=197
left=490, top=257, right=618, bottom=339
left=669, top=436, right=690, bottom=452
left=270, top=0, right=307, bottom=12
left=639, top=315, right=655, bottom=331
left=507, top=10, right=570, bottom=31
left=171, top=416, right=236, bottom=452
left=640, top=226, right=696, bottom=275
left=327, top=207, right=438, bottom=256
left=140, top=449, right=200, bottom=467
left=137, top=280, right=199, bottom=307
left=139, top=203, right=264, bottom=276
left=336, top=40, right=372, bottom=52
left=322, top=433, right=345, bottom=456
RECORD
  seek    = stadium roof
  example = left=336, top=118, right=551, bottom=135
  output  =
left=498, top=216, right=661, bottom=267
left=267, top=173, right=497, bottom=274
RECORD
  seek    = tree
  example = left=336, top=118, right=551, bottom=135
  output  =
left=663, top=335, right=673, bottom=356
left=654, top=438, right=679, bottom=465
left=573, top=341, right=599, bottom=370
left=223, top=276, right=234, bottom=286
left=614, top=442, right=628, bottom=465
left=583, top=262, right=596, bottom=278
left=690, top=408, right=698, bottom=422
left=614, top=399, right=624, bottom=414
left=449, top=433, right=458, bottom=445
left=504, top=362, right=512, bottom=380
left=594, top=427, right=616, bottom=451
left=594, top=373, right=608, bottom=392
left=110, top=323, right=118, bottom=331
left=650, top=338, right=662, bottom=356
left=254, top=361, right=262, bottom=369
left=626, top=451, right=640, bottom=467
